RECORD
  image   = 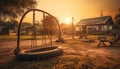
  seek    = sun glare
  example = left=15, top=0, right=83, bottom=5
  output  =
left=65, top=18, right=71, bottom=24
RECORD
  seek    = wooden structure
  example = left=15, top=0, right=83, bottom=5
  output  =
left=14, top=9, right=63, bottom=60
left=97, top=35, right=110, bottom=46
left=98, top=32, right=120, bottom=46
left=76, top=16, right=114, bottom=36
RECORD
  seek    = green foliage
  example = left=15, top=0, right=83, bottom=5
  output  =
left=0, top=0, right=37, bottom=21
left=115, top=14, right=120, bottom=25
left=114, top=9, right=120, bottom=29
left=0, top=20, right=18, bottom=30
left=43, top=15, right=59, bottom=34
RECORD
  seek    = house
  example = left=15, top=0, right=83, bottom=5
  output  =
left=0, top=27, right=9, bottom=35
left=76, top=16, right=115, bottom=35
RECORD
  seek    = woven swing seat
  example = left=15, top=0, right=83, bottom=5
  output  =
left=16, top=46, right=63, bottom=60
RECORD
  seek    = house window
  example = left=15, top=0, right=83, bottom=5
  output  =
left=109, top=25, right=112, bottom=30
left=104, top=25, right=107, bottom=30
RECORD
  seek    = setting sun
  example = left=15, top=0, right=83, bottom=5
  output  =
left=0, top=0, right=120, bottom=69
left=65, top=18, right=72, bottom=24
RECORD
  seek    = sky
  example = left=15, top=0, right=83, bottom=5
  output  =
left=23, top=0, right=120, bottom=24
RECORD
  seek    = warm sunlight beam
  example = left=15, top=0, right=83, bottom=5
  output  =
left=65, top=18, right=71, bottom=24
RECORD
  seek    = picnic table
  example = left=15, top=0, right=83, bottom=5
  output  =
left=97, top=35, right=111, bottom=46
left=97, top=33, right=120, bottom=46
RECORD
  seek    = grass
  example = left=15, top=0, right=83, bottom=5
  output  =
left=0, top=35, right=57, bottom=41
left=87, top=35, right=114, bottom=40
left=0, top=35, right=34, bottom=41
left=0, top=53, right=119, bottom=69
left=0, top=35, right=17, bottom=41
left=0, top=34, right=113, bottom=41
left=0, top=35, right=119, bottom=69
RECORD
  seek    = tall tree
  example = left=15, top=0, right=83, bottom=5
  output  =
left=0, top=0, right=37, bottom=21
left=115, top=8, right=120, bottom=29
left=43, top=15, right=59, bottom=34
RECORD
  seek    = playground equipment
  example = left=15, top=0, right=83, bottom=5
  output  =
left=14, top=9, right=63, bottom=60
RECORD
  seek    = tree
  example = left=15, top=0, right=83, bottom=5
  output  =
left=115, top=14, right=120, bottom=25
left=5, top=20, right=18, bottom=30
left=114, top=8, right=120, bottom=29
left=43, top=15, right=59, bottom=34
left=0, top=0, right=37, bottom=21
left=0, top=20, right=18, bottom=33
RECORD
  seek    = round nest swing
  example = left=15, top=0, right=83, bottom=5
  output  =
left=14, top=9, right=63, bottom=60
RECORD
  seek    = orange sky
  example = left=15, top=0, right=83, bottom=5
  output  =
left=22, top=0, right=120, bottom=24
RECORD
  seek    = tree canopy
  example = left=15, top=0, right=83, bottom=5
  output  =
left=115, top=14, right=120, bottom=24
left=43, top=15, right=59, bottom=34
left=114, top=8, right=120, bottom=29
left=0, top=0, right=37, bottom=21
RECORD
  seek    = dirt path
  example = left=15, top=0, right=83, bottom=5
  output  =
left=57, top=39, right=120, bottom=67
left=0, top=40, right=36, bottom=64
left=0, top=39, right=120, bottom=68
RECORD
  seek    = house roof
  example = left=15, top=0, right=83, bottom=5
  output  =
left=76, top=16, right=114, bottom=26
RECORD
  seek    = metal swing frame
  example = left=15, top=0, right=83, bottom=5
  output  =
left=14, top=9, right=63, bottom=60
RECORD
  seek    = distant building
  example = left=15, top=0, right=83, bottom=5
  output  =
left=0, top=27, right=9, bottom=35
left=76, top=16, right=115, bottom=35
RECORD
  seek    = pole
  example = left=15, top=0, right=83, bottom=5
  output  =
left=72, top=17, right=74, bottom=39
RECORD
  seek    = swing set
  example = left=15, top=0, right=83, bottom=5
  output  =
left=14, top=9, right=63, bottom=60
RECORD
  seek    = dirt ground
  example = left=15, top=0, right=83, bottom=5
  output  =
left=0, top=38, right=120, bottom=69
